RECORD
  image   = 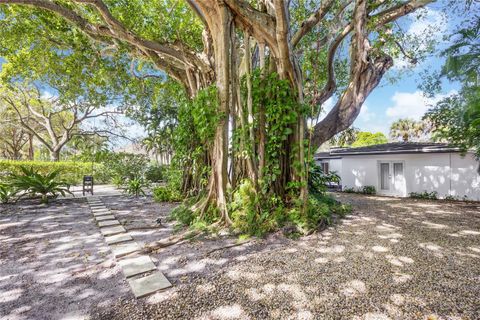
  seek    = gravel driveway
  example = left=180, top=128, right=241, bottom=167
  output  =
left=91, top=194, right=480, bottom=320
left=1, top=194, right=479, bottom=319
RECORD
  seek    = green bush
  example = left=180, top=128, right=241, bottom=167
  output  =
left=361, top=186, right=376, bottom=195
left=409, top=191, right=438, bottom=200
left=9, top=166, right=72, bottom=204
left=230, top=180, right=277, bottom=236
left=145, top=165, right=166, bottom=182
left=0, top=160, right=108, bottom=185
left=343, top=186, right=356, bottom=193
left=169, top=204, right=196, bottom=227
left=124, top=178, right=148, bottom=197
left=153, top=185, right=182, bottom=202
left=308, top=164, right=340, bottom=195
left=103, top=153, right=149, bottom=181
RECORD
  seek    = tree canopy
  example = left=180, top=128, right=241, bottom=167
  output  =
left=0, top=0, right=451, bottom=223
left=425, top=14, right=479, bottom=160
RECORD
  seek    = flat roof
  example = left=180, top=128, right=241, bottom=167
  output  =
left=315, top=142, right=466, bottom=158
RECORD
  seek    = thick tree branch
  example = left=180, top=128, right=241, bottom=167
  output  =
left=291, top=0, right=335, bottom=47
left=371, top=0, right=435, bottom=27
left=223, top=0, right=277, bottom=50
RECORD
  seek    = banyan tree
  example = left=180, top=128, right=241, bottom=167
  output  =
left=0, top=0, right=434, bottom=222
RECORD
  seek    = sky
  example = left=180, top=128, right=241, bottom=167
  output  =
left=322, top=0, right=471, bottom=139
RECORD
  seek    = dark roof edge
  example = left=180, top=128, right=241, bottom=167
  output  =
left=331, top=148, right=465, bottom=156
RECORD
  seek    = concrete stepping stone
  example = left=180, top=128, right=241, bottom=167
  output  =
left=91, top=205, right=107, bottom=209
left=98, top=220, right=120, bottom=227
left=104, top=233, right=133, bottom=245
left=119, top=256, right=156, bottom=278
left=93, top=210, right=111, bottom=217
left=111, top=241, right=141, bottom=258
left=100, top=225, right=126, bottom=236
left=95, top=215, right=116, bottom=221
left=92, top=207, right=109, bottom=211
left=128, top=272, right=172, bottom=298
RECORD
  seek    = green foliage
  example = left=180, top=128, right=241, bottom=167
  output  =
left=253, top=72, right=301, bottom=190
left=229, top=179, right=352, bottom=237
left=361, top=186, right=376, bottom=195
left=104, top=153, right=149, bottom=181
left=0, top=183, right=17, bottom=204
left=169, top=204, right=195, bottom=227
left=351, top=132, right=388, bottom=147
left=341, top=185, right=376, bottom=195
left=343, top=187, right=356, bottom=193
left=409, top=191, right=438, bottom=200
left=9, top=166, right=72, bottom=204
left=0, top=160, right=107, bottom=185
left=426, top=91, right=480, bottom=160
left=124, top=178, right=148, bottom=197
left=145, top=164, right=166, bottom=183
left=289, top=193, right=352, bottom=234
left=153, top=185, right=182, bottom=202
left=424, top=16, right=480, bottom=161
left=329, top=127, right=360, bottom=147
left=390, top=118, right=429, bottom=142
left=230, top=180, right=277, bottom=236
left=308, top=163, right=340, bottom=195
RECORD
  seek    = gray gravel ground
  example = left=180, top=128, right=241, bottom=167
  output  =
left=2, top=194, right=479, bottom=320
left=0, top=198, right=129, bottom=320
left=90, top=194, right=480, bottom=320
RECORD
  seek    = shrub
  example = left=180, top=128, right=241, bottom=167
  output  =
left=308, top=164, right=340, bottom=195
left=361, top=186, right=376, bottom=195
left=9, top=166, right=72, bottom=204
left=103, top=153, right=149, bottom=181
left=169, top=204, right=195, bottom=227
left=124, top=178, right=148, bottom=197
left=343, top=186, right=356, bottom=193
left=145, top=165, right=166, bottom=182
left=0, top=160, right=108, bottom=185
left=153, top=185, right=182, bottom=202
left=409, top=191, right=438, bottom=200
left=111, top=175, right=125, bottom=188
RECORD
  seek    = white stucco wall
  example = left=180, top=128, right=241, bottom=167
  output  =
left=329, top=158, right=342, bottom=175
left=337, top=152, right=479, bottom=200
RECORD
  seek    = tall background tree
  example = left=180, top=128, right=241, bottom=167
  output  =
left=425, top=14, right=479, bottom=159
left=0, top=83, right=126, bottom=161
left=390, top=118, right=430, bottom=142
left=0, top=0, right=445, bottom=223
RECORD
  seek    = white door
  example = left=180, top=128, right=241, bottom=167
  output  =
left=378, top=161, right=405, bottom=196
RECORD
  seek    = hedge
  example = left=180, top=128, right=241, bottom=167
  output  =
left=0, top=160, right=110, bottom=185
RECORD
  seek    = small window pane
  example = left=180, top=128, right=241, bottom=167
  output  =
left=394, top=163, right=403, bottom=177
left=380, top=163, right=390, bottom=190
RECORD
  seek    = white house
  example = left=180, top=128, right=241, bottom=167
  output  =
left=315, top=142, right=480, bottom=201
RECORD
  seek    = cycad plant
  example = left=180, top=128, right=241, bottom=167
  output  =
left=124, top=177, right=147, bottom=197
left=10, top=166, right=72, bottom=204
left=0, top=183, right=18, bottom=204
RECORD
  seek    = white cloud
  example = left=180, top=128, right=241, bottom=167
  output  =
left=358, top=104, right=374, bottom=122
left=385, top=90, right=455, bottom=120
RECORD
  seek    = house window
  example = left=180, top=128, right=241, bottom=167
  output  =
left=321, top=162, right=329, bottom=174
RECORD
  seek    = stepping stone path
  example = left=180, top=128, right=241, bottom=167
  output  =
left=87, top=197, right=172, bottom=298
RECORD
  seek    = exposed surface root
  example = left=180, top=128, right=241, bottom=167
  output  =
left=205, top=239, right=253, bottom=256
left=143, top=229, right=203, bottom=253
